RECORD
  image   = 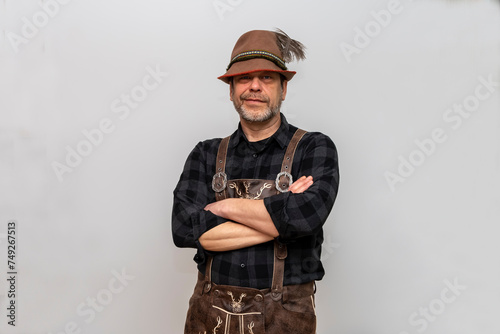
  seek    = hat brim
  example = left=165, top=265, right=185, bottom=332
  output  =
left=217, top=58, right=296, bottom=84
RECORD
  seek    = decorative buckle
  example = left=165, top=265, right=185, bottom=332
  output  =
left=212, top=172, right=227, bottom=192
left=275, top=172, right=293, bottom=193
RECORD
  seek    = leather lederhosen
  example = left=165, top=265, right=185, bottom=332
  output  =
left=184, top=129, right=317, bottom=334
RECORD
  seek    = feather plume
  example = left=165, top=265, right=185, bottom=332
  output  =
left=274, top=28, right=306, bottom=63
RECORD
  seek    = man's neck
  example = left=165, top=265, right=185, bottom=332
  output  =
left=240, top=113, right=281, bottom=142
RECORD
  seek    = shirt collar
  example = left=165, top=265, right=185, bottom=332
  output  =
left=230, top=113, right=290, bottom=149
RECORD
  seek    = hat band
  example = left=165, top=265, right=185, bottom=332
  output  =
left=226, top=50, right=287, bottom=71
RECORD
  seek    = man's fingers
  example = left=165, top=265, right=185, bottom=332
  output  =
left=289, top=176, right=306, bottom=191
left=291, top=176, right=311, bottom=190
left=289, top=176, right=313, bottom=193
left=204, top=202, right=218, bottom=213
left=293, top=180, right=313, bottom=193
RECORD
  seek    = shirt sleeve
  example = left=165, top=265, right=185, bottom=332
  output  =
left=171, top=141, right=226, bottom=264
left=263, top=133, right=339, bottom=243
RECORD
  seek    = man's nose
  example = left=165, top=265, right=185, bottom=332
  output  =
left=249, top=77, right=262, bottom=92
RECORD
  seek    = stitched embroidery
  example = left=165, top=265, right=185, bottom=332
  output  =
left=227, top=291, right=246, bottom=313
left=211, top=306, right=260, bottom=316
left=248, top=321, right=255, bottom=334
left=199, top=316, right=223, bottom=334
left=228, top=182, right=245, bottom=198
left=255, top=183, right=272, bottom=199
left=229, top=181, right=272, bottom=200
left=213, top=316, right=223, bottom=334
left=225, top=314, right=230, bottom=334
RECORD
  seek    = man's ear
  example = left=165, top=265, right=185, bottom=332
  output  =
left=229, top=80, right=233, bottom=101
left=281, top=80, right=288, bottom=100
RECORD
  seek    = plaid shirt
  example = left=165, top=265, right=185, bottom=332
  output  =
left=172, top=114, right=339, bottom=289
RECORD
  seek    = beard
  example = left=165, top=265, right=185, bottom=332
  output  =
left=233, top=91, right=282, bottom=123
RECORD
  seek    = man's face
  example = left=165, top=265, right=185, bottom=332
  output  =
left=230, top=71, right=288, bottom=123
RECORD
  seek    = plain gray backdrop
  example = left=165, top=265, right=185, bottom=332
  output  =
left=1, top=0, right=499, bottom=333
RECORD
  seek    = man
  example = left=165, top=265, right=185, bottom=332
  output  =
left=172, top=29, right=339, bottom=333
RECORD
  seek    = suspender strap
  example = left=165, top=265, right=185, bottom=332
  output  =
left=205, top=136, right=229, bottom=293
left=271, top=240, right=288, bottom=301
left=271, top=128, right=306, bottom=300
left=203, top=256, right=213, bottom=294
left=212, top=136, right=230, bottom=202
left=276, top=129, right=307, bottom=193
left=281, top=129, right=307, bottom=174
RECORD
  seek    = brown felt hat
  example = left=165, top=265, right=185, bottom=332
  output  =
left=218, top=29, right=305, bottom=84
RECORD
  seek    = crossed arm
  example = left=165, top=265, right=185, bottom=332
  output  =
left=199, top=176, right=313, bottom=252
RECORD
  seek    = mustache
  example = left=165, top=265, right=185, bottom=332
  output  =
left=240, top=93, right=269, bottom=102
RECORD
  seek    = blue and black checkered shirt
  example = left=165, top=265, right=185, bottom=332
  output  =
left=172, top=114, right=339, bottom=289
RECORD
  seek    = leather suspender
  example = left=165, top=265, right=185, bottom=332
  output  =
left=207, top=128, right=307, bottom=299
left=276, top=129, right=307, bottom=193
left=212, top=136, right=230, bottom=201
left=270, top=129, right=306, bottom=301
left=203, top=256, right=213, bottom=294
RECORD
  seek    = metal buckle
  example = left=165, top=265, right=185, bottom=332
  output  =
left=212, top=172, right=227, bottom=192
left=275, top=172, right=293, bottom=193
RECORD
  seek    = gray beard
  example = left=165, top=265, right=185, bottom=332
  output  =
left=233, top=93, right=282, bottom=123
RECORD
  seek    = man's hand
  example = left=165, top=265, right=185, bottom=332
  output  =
left=289, top=175, right=313, bottom=194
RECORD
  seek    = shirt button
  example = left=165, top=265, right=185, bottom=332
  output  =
left=252, top=153, right=258, bottom=158
left=240, top=263, right=246, bottom=268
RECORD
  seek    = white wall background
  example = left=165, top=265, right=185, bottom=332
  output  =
left=1, top=0, right=499, bottom=333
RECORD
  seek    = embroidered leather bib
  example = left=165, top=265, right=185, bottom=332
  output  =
left=212, top=128, right=307, bottom=201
